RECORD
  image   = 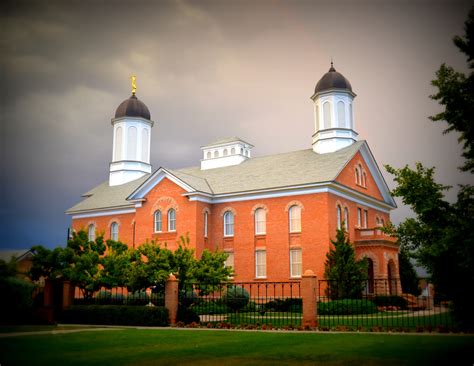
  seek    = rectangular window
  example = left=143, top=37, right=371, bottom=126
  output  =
left=363, top=210, right=368, bottom=228
left=204, top=212, right=208, bottom=238
left=255, top=250, right=266, bottom=278
left=224, top=252, right=234, bottom=269
left=290, top=249, right=302, bottom=278
left=357, top=208, right=362, bottom=227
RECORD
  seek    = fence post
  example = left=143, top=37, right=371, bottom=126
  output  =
left=43, top=279, right=54, bottom=307
left=301, top=269, right=318, bottom=328
left=62, top=280, right=74, bottom=309
left=165, top=274, right=179, bottom=325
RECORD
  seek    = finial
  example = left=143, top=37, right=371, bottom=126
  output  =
left=329, top=58, right=335, bottom=72
left=130, top=75, right=137, bottom=96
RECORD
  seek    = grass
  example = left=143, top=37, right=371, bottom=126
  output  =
left=0, top=324, right=103, bottom=334
left=0, top=328, right=473, bottom=365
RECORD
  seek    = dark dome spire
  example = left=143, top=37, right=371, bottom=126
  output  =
left=115, top=94, right=151, bottom=120
left=314, top=62, right=353, bottom=95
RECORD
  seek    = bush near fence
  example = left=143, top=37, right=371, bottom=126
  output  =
left=373, top=295, right=408, bottom=309
left=318, top=299, right=378, bottom=315
left=61, top=305, right=169, bottom=326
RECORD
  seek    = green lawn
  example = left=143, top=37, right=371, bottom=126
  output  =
left=0, top=328, right=472, bottom=365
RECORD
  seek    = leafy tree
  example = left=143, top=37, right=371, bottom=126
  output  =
left=0, top=257, right=18, bottom=279
left=385, top=8, right=474, bottom=329
left=100, top=240, right=132, bottom=289
left=398, top=247, right=420, bottom=296
left=324, top=228, right=368, bottom=300
left=30, top=245, right=69, bottom=281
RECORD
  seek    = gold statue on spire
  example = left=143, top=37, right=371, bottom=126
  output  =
left=130, top=75, right=137, bottom=95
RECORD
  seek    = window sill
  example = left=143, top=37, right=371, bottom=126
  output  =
left=290, top=276, right=302, bottom=279
left=254, top=277, right=267, bottom=280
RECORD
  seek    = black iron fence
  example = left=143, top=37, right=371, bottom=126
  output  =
left=180, top=281, right=302, bottom=327
left=73, top=287, right=165, bottom=307
left=317, top=278, right=454, bottom=331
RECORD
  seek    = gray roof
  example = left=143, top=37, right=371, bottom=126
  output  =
left=0, top=249, right=32, bottom=262
left=66, top=174, right=149, bottom=214
left=177, top=141, right=364, bottom=194
left=67, top=141, right=365, bottom=213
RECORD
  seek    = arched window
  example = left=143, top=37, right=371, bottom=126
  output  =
left=355, top=166, right=360, bottom=185
left=337, top=205, right=342, bottom=230
left=240, top=147, right=244, bottom=155
left=223, top=149, right=228, bottom=156
left=168, top=209, right=176, bottom=231
left=154, top=210, right=162, bottom=232
left=289, top=205, right=301, bottom=233
left=214, top=150, right=219, bottom=158
left=315, top=104, right=320, bottom=130
left=88, top=224, right=95, bottom=242
left=231, top=147, right=235, bottom=154
left=254, top=208, right=266, bottom=235
left=127, top=126, right=137, bottom=160
left=344, top=207, right=349, bottom=230
left=357, top=208, right=362, bottom=227
left=204, top=211, right=208, bottom=237
left=141, top=128, right=149, bottom=162
left=349, top=103, right=353, bottom=129
left=224, top=211, right=234, bottom=236
left=323, top=101, right=331, bottom=129
left=206, top=151, right=211, bottom=159
left=337, top=101, right=345, bottom=128
left=110, top=222, right=119, bottom=241
left=114, top=127, right=122, bottom=161
left=362, top=172, right=367, bottom=187
left=381, top=218, right=385, bottom=227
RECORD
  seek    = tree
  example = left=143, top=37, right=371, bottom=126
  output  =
left=100, top=239, right=132, bottom=289
left=324, top=228, right=368, bottom=300
left=385, top=8, right=474, bottom=329
left=398, top=247, right=420, bottom=296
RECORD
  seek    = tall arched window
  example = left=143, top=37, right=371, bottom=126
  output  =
left=337, top=101, right=345, bottom=128
left=214, top=150, right=219, bottom=158
left=362, top=172, right=367, bottom=187
left=154, top=210, right=162, bottom=232
left=110, top=222, right=119, bottom=241
left=337, top=205, right=342, bottom=230
left=206, top=151, right=211, bottom=159
left=254, top=208, right=266, bottom=235
left=323, top=101, right=331, bottom=129
left=127, top=126, right=137, bottom=160
left=223, top=149, right=228, bottom=156
left=349, top=103, right=353, bottom=129
left=114, top=127, right=122, bottom=161
left=315, top=104, right=320, bottom=130
left=355, top=166, right=361, bottom=185
left=224, top=211, right=234, bottom=236
left=204, top=212, right=208, bottom=237
left=289, top=205, right=301, bottom=233
left=344, top=207, right=349, bottom=230
left=168, top=209, right=176, bottom=231
left=141, top=128, right=149, bottom=162
left=88, top=224, right=95, bottom=242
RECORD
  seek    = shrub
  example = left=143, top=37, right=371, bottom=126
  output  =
left=223, top=286, right=250, bottom=311
left=180, top=290, right=200, bottom=308
left=318, top=299, right=377, bottom=315
left=240, top=301, right=257, bottom=313
left=265, top=298, right=302, bottom=312
left=60, top=305, right=169, bottom=326
left=193, top=300, right=229, bottom=315
left=177, top=306, right=200, bottom=324
left=0, top=277, right=36, bottom=324
left=373, top=295, right=408, bottom=309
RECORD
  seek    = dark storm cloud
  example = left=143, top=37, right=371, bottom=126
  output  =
left=1, top=0, right=473, bottom=249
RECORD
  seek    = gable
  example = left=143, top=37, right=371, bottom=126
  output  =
left=335, top=142, right=396, bottom=208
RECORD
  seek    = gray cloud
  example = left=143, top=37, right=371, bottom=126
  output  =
left=1, top=0, right=473, bottom=249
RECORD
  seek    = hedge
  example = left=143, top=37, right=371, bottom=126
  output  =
left=318, top=299, right=377, bottom=315
left=0, top=277, right=36, bottom=324
left=373, top=295, right=408, bottom=309
left=60, top=305, right=169, bottom=326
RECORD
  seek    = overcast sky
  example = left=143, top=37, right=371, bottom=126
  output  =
left=1, top=0, right=473, bottom=250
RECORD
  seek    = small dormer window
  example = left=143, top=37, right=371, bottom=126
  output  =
left=231, top=147, right=235, bottom=154
left=223, top=149, right=228, bottom=156
left=214, top=150, right=219, bottom=158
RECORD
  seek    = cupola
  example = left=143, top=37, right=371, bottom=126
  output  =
left=109, top=76, right=155, bottom=186
left=200, top=137, right=253, bottom=170
left=311, top=62, right=358, bottom=154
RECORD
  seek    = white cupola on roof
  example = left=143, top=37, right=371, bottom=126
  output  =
left=200, top=137, right=253, bottom=170
left=311, top=62, right=358, bottom=154
left=109, top=76, right=154, bottom=186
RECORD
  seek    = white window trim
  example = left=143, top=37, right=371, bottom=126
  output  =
left=223, top=211, right=234, bottom=237
left=88, top=224, right=95, bottom=242
left=254, top=208, right=266, bottom=235
left=255, top=250, right=267, bottom=279
left=154, top=210, right=162, bottom=233
left=289, top=205, right=301, bottom=233
left=290, top=249, right=302, bottom=278
left=168, top=209, right=176, bottom=232
left=110, top=222, right=119, bottom=241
